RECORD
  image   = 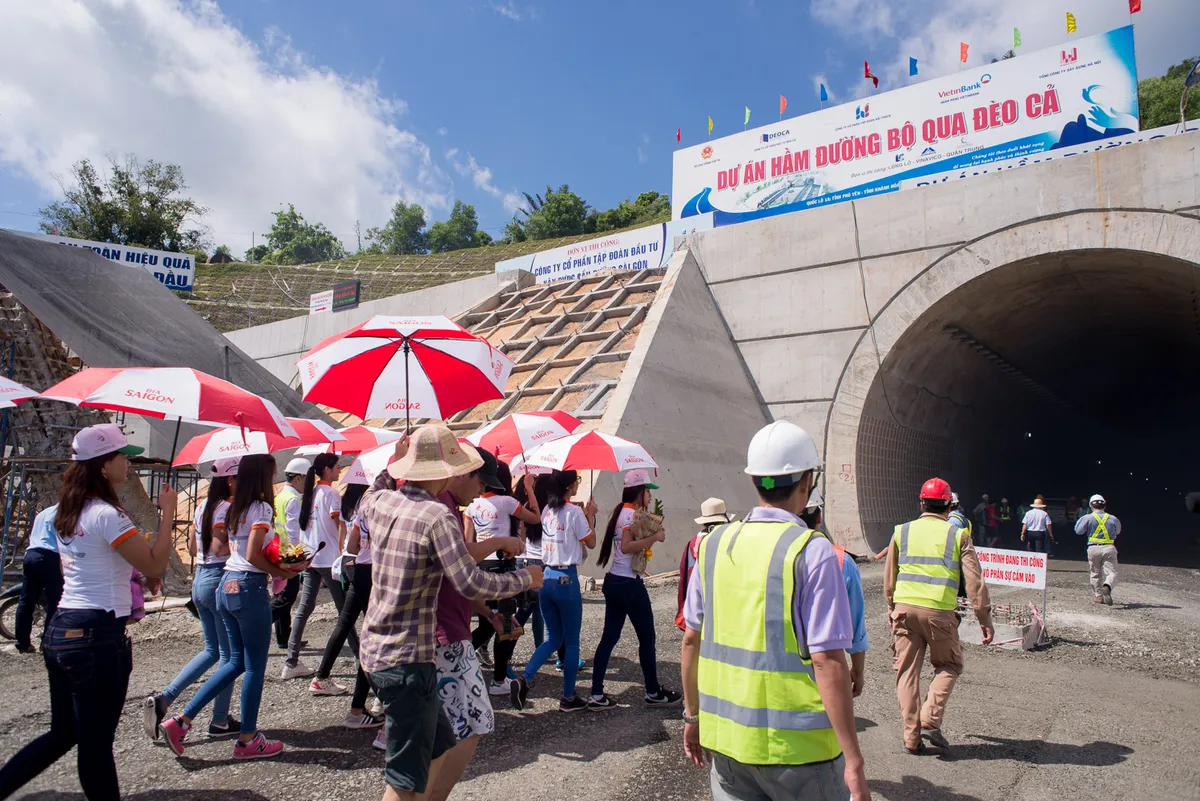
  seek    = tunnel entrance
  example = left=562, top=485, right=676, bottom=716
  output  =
left=854, top=248, right=1200, bottom=562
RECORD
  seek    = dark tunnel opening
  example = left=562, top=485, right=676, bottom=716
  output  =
left=856, top=249, right=1200, bottom=564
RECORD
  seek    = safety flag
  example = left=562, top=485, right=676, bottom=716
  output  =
left=676, top=127, right=681, bottom=143
left=1066, top=12, right=1077, bottom=33
left=707, top=116, right=713, bottom=136
left=779, top=95, right=787, bottom=116
left=819, top=83, right=829, bottom=102
left=744, top=106, right=751, bottom=126
left=1013, top=28, right=1022, bottom=48
left=864, top=60, right=879, bottom=88
left=960, top=42, right=969, bottom=63
left=909, top=57, right=918, bottom=76
left=1129, top=0, right=1141, bottom=11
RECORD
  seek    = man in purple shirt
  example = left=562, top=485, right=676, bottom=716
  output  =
left=680, top=421, right=869, bottom=801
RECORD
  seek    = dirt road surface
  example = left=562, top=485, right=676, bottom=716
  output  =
left=1, top=554, right=1197, bottom=800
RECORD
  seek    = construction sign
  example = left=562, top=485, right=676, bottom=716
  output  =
left=976, top=546, right=1047, bottom=590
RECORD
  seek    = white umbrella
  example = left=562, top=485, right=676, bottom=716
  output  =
left=523, top=431, right=658, bottom=473
left=0, top=376, right=38, bottom=409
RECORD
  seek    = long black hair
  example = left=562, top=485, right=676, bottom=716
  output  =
left=299, top=452, right=339, bottom=531
left=55, top=454, right=124, bottom=543
left=516, top=473, right=551, bottom=546
left=545, top=470, right=578, bottom=511
left=200, top=475, right=232, bottom=557
left=227, top=454, right=276, bottom=536
left=342, top=482, right=367, bottom=520
left=597, top=485, right=647, bottom=569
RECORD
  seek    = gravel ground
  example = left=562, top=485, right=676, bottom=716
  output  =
left=1, top=551, right=1198, bottom=800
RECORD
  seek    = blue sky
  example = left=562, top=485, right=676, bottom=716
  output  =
left=0, top=0, right=1196, bottom=255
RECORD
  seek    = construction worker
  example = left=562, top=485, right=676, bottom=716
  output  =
left=681, top=421, right=869, bottom=800
left=948, top=493, right=972, bottom=536
left=270, top=457, right=310, bottom=650
left=1075, top=494, right=1121, bottom=605
left=886, top=478, right=993, bottom=754
left=997, top=497, right=1013, bottom=542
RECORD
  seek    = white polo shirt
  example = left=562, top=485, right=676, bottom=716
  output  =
left=193, top=498, right=230, bottom=566
left=225, top=501, right=275, bottom=574
left=304, top=483, right=342, bottom=569
left=466, top=494, right=520, bottom=543
left=57, top=498, right=139, bottom=616
left=541, top=504, right=592, bottom=568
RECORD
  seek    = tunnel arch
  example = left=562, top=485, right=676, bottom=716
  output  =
left=824, top=209, right=1200, bottom=554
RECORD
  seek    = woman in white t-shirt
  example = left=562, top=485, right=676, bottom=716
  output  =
left=158, top=454, right=304, bottom=760
left=143, top=456, right=241, bottom=742
left=0, top=424, right=177, bottom=801
left=587, top=470, right=679, bottom=709
left=512, top=470, right=597, bottom=713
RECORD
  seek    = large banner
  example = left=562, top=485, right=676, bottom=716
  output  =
left=495, top=214, right=713, bottom=285
left=673, top=25, right=1138, bottom=224
left=8, top=230, right=196, bottom=291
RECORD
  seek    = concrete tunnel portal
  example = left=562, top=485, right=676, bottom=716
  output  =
left=848, top=245, right=1200, bottom=560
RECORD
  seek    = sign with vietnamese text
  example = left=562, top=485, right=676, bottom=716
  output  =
left=672, top=25, right=1138, bottom=225
left=9, top=230, right=195, bottom=291
left=332, top=279, right=361, bottom=312
left=976, top=546, right=1047, bottom=590
left=309, top=289, right=333, bottom=315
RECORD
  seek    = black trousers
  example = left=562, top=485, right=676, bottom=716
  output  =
left=271, top=575, right=301, bottom=648
left=16, top=548, right=63, bottom=651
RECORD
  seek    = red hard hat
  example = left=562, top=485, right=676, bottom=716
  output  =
left=920, top=477, right=952, bottom=502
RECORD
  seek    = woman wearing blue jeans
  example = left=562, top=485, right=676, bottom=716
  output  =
left=142, top=457, right=241, bottom=740
left=511, top=470, right=597, bottom=713
left=158, top=454, right=304, bottom=760
left=0, top=423, right=178, bottom=800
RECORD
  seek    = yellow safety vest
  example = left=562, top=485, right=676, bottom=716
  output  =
left=892, top=517, right=963, bottom=611
left=697, top=520, right=841, bottom=766
left=1088, top=512, right=1114, bottom=546
left=998, top=504, right=1012, bottom=522
left=274, top=485, right=300, bottom=546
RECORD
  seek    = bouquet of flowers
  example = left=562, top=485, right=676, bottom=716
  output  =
left=630, top=499, right=665, bottom=575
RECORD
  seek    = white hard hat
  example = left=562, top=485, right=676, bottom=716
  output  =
left=285, top=456, right=313, bottom=476
left=1090, top=493, right=1106, bottom=505
left=745, top=421, right=821, bottom=478
left=805, top=487, right=824, bottom=511
left=951, top=492, right=960, bottom=505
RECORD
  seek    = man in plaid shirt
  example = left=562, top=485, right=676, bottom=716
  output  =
left=359, top=425, right=542, bottom=800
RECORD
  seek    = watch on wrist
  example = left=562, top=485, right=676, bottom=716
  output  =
left=682, top=711, right=699, bottom=724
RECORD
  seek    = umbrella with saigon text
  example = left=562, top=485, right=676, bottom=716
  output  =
left=296, top=315, right=514, bottom=431
left=465, top=411, right=582, bottom=462
left=342, top=439, right=400, bottom=486
left=294, top=424, right=403, bottom=456
left=0, top=376, right=38, bottom=409
left=522, top=431, right=658, bottom=473
left=172, top=418, right=344, bottom=467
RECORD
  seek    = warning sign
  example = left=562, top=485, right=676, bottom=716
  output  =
left=976, top=547, right=1046, bottom=590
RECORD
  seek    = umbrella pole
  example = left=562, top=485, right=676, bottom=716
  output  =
left=403, top=340, right=411, bottom=435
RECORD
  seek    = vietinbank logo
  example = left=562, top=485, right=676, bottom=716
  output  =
left=980, top=73, right=992, bottom=84
left=761, top=129, right=790, bottom=144
left=938, top=74, right=991, bottom=98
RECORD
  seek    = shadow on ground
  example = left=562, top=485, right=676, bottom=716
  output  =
left=872, top=775, right=986, bottom=800
left=942, top=736, right=1133, bottom=766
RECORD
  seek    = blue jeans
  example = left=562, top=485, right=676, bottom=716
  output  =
left=161, top=563, right=233, bottom=724
left=515, top=558, right=545, bottom=647
left=591, top=574, right=660, bottom=697
left=183, top=571, right=271, bottom=734
left=0, top=609, right=131, bottom=800
left=522, top=565, right=583, bottom=698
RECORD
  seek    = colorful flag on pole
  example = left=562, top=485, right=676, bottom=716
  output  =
left=1129, top=0, right=1141, bottom=12
left=864, top=60, right=879, bottom=88
left=909, top=57, right=918, bottom=76
left=1014, top=28, right=1022, bottom=48
left=1066, top=12, right=1077, bottom=33
left=676, top=127, right=681, bottom=143
left=819, top=83, right=829, bottom=102
left=779, top=95, right=787, bottom=117
left=959, top=42, right=969, bottom=63
left=744, top=106, right=751, bottom=126
left=707, top=116, right=713, bottom=136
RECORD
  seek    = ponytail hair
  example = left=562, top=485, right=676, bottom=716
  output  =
left=596, top=486, right=645, bottom=569
left=515, top=474, right=550, bottom=546
left=299, top=452, right=339, bottom=531
left=341, top=482, right=367, bottom=520
left=55, top=453, right=124, bottom=543
left=545, top=470, right=578, bottom=511
left=200, top=475, right=232, bottom=557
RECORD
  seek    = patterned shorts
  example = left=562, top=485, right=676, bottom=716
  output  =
left=434, top=640, right=495, bottom=740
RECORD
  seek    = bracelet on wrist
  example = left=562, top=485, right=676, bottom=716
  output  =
left=682, top=711, right=699, bottom=724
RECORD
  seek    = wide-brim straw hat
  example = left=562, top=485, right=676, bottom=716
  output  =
left=388, top=424, right=483, bottom=482
left=1031, top=497, right=1047, bottom=508
left=695, top=497, right=735, bottom=526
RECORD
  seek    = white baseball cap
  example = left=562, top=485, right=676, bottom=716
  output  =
left=1090, top=494, right=1106, bottom=505
left=624, top=469, right=659, bottom=490
left=71, top=423, right=143, bottom=462
left=213, top=456, right=242, bottom=477
left=285, top=457, right=313, bottom=476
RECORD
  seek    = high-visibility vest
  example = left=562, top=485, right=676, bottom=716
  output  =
left=697, top=520, right=841, bottom=766
left=274, top=485, right=300, bottom=545
left=998, top=504, right=1012, bottom=522
left=948, top=509, right=972, bottom=537
left=892, top=516, right=963, bottom=611
left=1087, top=512, right=1114, bottom=546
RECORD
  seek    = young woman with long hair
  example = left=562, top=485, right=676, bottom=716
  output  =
left=0, top=424, right=177, bottom=800
left=142, top=457, right=242, bottom=741
left=158, top=454, right=304, bottom=759
left=282, top=452, right=353, bottom=679
left=588, top=471, right=680, bottom=709
left=512, top=470, right=597, bottom=713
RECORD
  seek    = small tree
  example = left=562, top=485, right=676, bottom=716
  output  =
left=265, top=204, right=346, bottom=265
left=366, top=200, right=429, bottom=255
left=519, top=185, right=592, bottom=241
left=1139, top=59, right=1200, bottom=129
left=429, top=201, right=490, bottom=253
left=244, top=244, right=270, bottom=263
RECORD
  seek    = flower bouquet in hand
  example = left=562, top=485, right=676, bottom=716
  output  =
left=630, top=499, right=665, bottom=576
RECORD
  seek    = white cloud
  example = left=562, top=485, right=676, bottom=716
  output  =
left=636, top=133, right=650, bottom=165
left=445, top=149, right=523, bottom=213
left=490, top=1, right=528, bottom=22
left=437, top=127, right=449, bottom=136
left=0, top=0, right=452, bottom=253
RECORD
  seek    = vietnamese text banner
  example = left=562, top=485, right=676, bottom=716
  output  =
left=672, top=25, right=1138, bottom=224
left=309, top=289, right=334, bottom=314
left=9, top=230, right=196, bottom=291
left=976, top=547, right=1047, bottom=590
left=495, top=214, right=713, bottom=285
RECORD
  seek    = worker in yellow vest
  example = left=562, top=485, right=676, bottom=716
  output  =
left=680, top=421, right=869, bottom=800
left=1074, top=494, right=1121, bottom=605
left=886, top=477, right=993, bottom=753
left=270, top=457, right=310, bottom=649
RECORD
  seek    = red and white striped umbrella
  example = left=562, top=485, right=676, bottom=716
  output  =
left=465, top=411, right=582, bottom=460
left=294, top=424, right=402, bottom=456
left=523, top=431, right=658, bottom=473
left=504, top=452, right=552, bottom=477
left=0, top=376, right=38, bottom=409
left=296, top=315, right=514, bottom=427
left=39, top=367, right=297, bottom=439
left=172, top=418, right=344, bottom=467
left=342, top=440, right=397, bottom=486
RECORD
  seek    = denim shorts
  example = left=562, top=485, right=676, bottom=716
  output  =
left=368, top=663, right=456, bottom=794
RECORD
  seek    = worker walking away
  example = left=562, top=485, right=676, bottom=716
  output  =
left=1020, top=496, right=1054, bottom=553
left=680, top=421, right=870, bottom=800
left=997, top=498, right=1013, bottom=544
left=948, top=493, right=972, bottom=537
left=887, top=478, right=993, bottom=754
left=1075, top=494, right=1121, bottom=605
left=973, top=495, right=989, bottom=535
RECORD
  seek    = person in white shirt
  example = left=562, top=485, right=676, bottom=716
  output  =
left=14, top=503, right=63, bottom=654
left=1020, top=496, right=1054, bottom=553
left=143, top=456, right=241, bottom=742
left=283, top=452, right=354, bottom=678
left=271, top=457, right=310, bottom=649
left=0, top=423, right=177, bottom=800
left=158, top=454, right=305, bottom=760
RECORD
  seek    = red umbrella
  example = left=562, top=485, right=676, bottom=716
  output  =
left=0, top=377, right=38, bottom=409
left=465, top=411, right=581, bottom=460
left=172, top=418, right=344, bottom=466
left=294, top=424, right=403, bottom=456
left=297, top=315, right=514, bottom=430
left=523, top=431, right=658, bottom=473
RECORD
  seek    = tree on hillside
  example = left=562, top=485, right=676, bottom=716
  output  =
left=244, top=244, right=270, bottom=263
left=593, top=191, right=671, bottom=232
left=506, top=185, right=593, bottom=242
left=1139, top=59, right=1199, bottom=129
left=990, top=50, right=1016, bottom=63
left=429, top=201, right=492, bottom=253
left=39, top=156, right=209, bottom=251
left=263, top=204, right=346, bottom=265
left=366, top=200, right=429, bottom=255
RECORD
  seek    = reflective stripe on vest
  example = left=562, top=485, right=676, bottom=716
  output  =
left=1088, top=512, right=1114, bottom=545
left=697, top=520, right=841, bottom=766
left=999, top=505, right=1012, bottom=521
left=893, top=517, right=962, bottom=611
left=274, top=486, right=300, bottom=545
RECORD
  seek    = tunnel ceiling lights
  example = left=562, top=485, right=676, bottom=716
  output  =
left=943, top=326, right=1071, bottom=409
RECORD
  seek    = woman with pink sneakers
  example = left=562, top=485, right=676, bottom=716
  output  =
left=158, top=454, right=305, bottom=759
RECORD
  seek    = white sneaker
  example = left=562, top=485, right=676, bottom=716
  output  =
left=488, top=678, right=513, bottom=696
left=371, top=729, right=387, bottom=751
left=310, top=677, right=347, bottom=696
left=280, top=660, right=316, bottom=680
left=343, top=711, right=385, bottom=729
left=366, top=696, right=385, bottom=717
